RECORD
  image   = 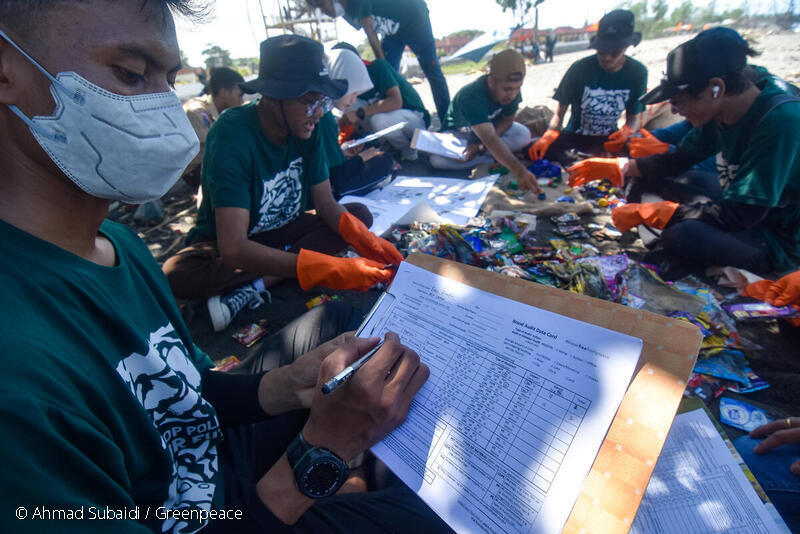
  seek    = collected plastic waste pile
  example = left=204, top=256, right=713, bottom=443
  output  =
left=574, top=179, right=624, bottom=209
left=390, top=214, right=771, bottom=400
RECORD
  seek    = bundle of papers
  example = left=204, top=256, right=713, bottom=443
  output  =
left=339, top=175, right=498, bottom=236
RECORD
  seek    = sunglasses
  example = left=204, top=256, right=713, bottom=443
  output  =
left=298, top=95, right=334, bottom=117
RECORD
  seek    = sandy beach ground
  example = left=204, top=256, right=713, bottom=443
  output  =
left=413, top=32, right=800, bottom=121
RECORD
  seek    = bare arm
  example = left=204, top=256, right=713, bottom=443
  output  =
left=626, top=158, right=642, bottom=177
left=547, top=102, right=569, bottom=131
left=257, top=333, right=429, bottom=524
left=624, top=110, right=641, bottom=130
left=472, top=121, right=538, bottom=192
left=215, top=207, right=298, bottom=278
left=472, top=121, right=526, bottom=176
left=344, top=86, right=403, bottom=124
left=311, top=180, right=347, bottom=232
left=494, top=113, right=514, bottom=137
left=362, top=17, right=385, bottom=60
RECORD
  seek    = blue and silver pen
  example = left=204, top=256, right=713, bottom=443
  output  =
left=321, top=340, right=385, bottom=395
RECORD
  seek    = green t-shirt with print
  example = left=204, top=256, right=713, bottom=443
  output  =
left=678, top=81, right=800, bottom=270
left=554, top=54, right=647, bottom=136
left=0, top=218, right=221, bottom=534
left=189, top=102, right=329, bottom=244
left=319, top=111, right=346, bottom=168
left=359, top=59, right=431, bottom=127
left=442, top=74, right=521, bottom=131
left=343, top=0, right=429, bottom=37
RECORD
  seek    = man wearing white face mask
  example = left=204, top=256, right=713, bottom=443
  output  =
left=0, top=2, right=450, bottom=532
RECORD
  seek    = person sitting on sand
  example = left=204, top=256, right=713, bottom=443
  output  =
left=529, top=10, right=647, bottom=166
left=163, top=36, right=401, bottom=332
left=568, top=28, right=800, bottom=279
left=430, top=49, right=539, bottom=193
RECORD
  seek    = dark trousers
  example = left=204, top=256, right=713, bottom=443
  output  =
left=329, top=154, right=394, bottom=199
left=544, top=131, right=610, bottom=166
left=214, top=302, right=453, bottom=533
left=629, top=171, right=773, bottom=273
left=163, top=204, right=372, bottom=300
left=381, top=17, right=450, bottom=122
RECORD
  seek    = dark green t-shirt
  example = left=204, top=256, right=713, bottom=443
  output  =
left=553, top=54, right=647, bottom=136
left=359, top=59, right=431, bottom=127
left=319, top=111, right=346, bottom=168
left=189, top=102, right=329, bottom=244
left=343, top=0, right=428, bottom=36
left=443, top=74, right=521, bottom=131
left=678, top=81, right=800, bottom=270
left=0, top=219, right=220, bottom=533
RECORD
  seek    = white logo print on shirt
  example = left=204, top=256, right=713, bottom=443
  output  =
left=578, top=86, right=631, bottom=136
left=116, top=323, right=222, bottom=534
left=250, top=157, right=304, bottom=235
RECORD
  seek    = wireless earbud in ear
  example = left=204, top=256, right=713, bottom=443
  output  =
left=712, top=86, right=720, bottom=98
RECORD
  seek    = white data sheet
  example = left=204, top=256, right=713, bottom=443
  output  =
left=340, top=175, right=498, bottom=236
left=411, top=129, right=470, bottom=160
left=631, top=409, right=785, bottom=534
left=366, top=263, right=643, bottom=534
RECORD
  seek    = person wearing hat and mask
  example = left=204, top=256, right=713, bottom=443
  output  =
left=0, top=3, right=451, bottom=531
left=307, top=0, right=451, bottom=124
left=339, top=51, right=431, bottom=162
left=430, top=49, right=539, bottom=193
left=322, top=46, right=395, bottom=198
left=529, top=9, right=647, bottom=165
left=163, top=35, right=402, bottom=332
left=568, top=28, right=800, bottom=278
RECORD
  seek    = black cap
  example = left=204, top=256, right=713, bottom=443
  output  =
left=589, top=10, right=641, bottom=52
left=239, top=35, right=347, bottom=99
left=640, top=27, right=749, bottom=105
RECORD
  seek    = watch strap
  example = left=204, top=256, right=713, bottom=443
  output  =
left=285, top=431, right=310, bottom=470
left=356, top=107, right=366, bottom=120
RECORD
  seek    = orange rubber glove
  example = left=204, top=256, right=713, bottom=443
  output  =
left=628, top=128, right=671, bottom=158
left=611, top=201, right=680, bottom=233
left=296, top=249, right=394, bottom=291
left=528, top=129, right=560, bottom=161
left=603, top=124, right=634, bottom=153
left=742, top=279, right=773, bottom=301
left=338, top=123, right=355, bottom=145
left=763, top=270, right=800, bottom=307
left=338, top=211, right=403, bottom=266
left=567, top=157, right=627, bottom=188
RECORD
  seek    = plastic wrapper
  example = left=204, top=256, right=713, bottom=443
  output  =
left=719, top=397, right=773, bottom=431
left=577, top=254, right=629, bottom=300
left=618, top=263, right=706, bottom=316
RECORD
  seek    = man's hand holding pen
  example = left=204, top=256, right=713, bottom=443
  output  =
left=301, top=332, right=429, bottom=463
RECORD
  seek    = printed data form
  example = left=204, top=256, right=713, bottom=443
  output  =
left=631, top=409, right=785, bottom=534
left=367, top=263, right=643, bottom=534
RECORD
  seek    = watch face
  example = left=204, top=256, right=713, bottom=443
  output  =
left=300, top=457, right=346, bottom=498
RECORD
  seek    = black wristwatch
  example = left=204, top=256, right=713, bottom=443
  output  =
left=286, top=432, right=349, bottom=499
left=356, top=107, right=366, bottom=120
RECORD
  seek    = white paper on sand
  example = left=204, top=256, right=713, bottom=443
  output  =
left=365, top=262, right=643, bottom=534
left=630, top=408, right=785, bottom=533
left=340, top=121, right=407, bottom=151
left=411, top=129, right=469, bottom=160
left=340, top=175, right=498, bottom=236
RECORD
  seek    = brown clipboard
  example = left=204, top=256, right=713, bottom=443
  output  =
left=405, top=253, right=703, bottom=533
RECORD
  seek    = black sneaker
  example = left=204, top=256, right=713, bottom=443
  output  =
left=207, top=282, right=271, bottom=332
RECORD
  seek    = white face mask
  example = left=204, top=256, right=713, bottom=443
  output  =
left=0, top=29, right=199, bottom=204
left=333, top=1, right=346, bottom=17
